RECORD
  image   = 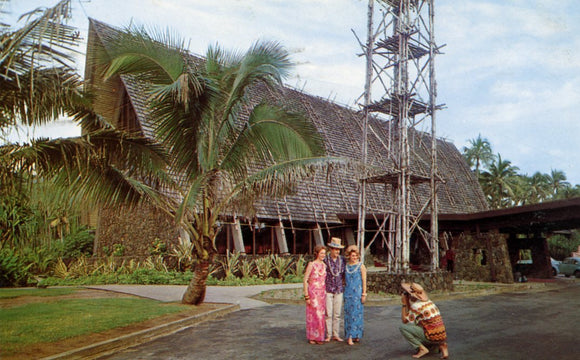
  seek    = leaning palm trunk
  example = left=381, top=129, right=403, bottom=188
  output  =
left=181, top=201, right=218, bottom=305
left=182, top=260, right=211, bottom=305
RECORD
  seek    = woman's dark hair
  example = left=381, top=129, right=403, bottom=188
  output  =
left=313, top=245, right=326, bottom=256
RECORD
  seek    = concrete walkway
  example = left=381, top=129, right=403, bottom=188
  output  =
left=87, top=283, right=303, bottom=309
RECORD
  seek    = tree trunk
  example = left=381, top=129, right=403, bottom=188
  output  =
left=182, top=260, right=210, bottom=305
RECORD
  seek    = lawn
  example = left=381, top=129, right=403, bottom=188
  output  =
left=0, top=287, right=193, bottom=358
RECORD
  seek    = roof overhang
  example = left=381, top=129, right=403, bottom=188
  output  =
left=338, top=197, right=580, bottom=234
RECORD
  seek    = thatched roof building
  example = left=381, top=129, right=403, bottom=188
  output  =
left=86, top=19, right=488, bottom=257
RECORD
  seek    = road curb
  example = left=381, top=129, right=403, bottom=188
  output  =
left=41, top=304, right=239, bottom=360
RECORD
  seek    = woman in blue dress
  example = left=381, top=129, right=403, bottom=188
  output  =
left=343, top=245, right=367, bottom=345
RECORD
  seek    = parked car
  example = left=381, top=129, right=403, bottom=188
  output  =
left=558, top=257, right=580, bottom=278
left=551, top=257, right=561, bottom=276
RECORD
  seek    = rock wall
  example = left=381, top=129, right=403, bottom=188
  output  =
left=454, top=231, right=513, bottom=283
left=367, top=270, right=453, bottom=294
left=94, top=204, right=180, bottom=257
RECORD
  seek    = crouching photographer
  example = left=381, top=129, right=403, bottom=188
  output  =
left=399, top=282, right=449, bottom=359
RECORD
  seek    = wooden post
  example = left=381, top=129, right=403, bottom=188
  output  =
left=313, top=224, right=325, bottom=247
left=270, top=226, right=275, bottom=254
left=231, top=218, right=245, bottom=254
left=252, top=224, right=256, bottom=256
left=275, top=222, right=289, bottom=255
left=429, top=0, right=440, bottom=271
left=345, top=227, right=356, bottom=246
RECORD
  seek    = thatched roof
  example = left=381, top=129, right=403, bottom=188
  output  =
left=86, top=19, right=488, bottom=225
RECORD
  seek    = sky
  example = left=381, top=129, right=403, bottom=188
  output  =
left=4, top=0, right=580, bottom=185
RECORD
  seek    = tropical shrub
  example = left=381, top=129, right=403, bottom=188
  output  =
left=170, top=236, right=195, bottom=271
left=219, top=250, right=241, bottom=278
left=59, top=228, right=94, bottom=258
left=238, top=257, right=256, bottom=278
left=149, top=238, right=168, bottom=256
left=272, top=254, right=293, bottom=280
left=548, top=232, right=580, bottom=260
left=254, top=256, right=273, bottom=279
left=291, top=255, right=307, bottom=276
left=0, top=247, right=31, bottom=287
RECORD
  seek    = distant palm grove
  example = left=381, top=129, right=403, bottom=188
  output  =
left=462, top=134, right=580, bottom=209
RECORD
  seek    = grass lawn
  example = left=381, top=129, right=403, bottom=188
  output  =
left=0, top=287, right=192, bottom=358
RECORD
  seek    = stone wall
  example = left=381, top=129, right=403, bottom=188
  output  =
left=367, top=270, right=453, bottom=294
left=454, top=231, right=513, bottom=283
left=94, top=204, right=180, bottom=257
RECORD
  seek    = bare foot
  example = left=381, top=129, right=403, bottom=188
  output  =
left=412, top=345, right=429, bottom=358
left=324, top=337, right=331, bottom=342
left=333, top=336, right=344, bottom=342
left=440, top=343, right=449, bottom=359
left=347, top=338, right=354, bottom=346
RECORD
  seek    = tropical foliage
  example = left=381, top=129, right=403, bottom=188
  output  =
left=463, top=135, right=580, bottom=209
left=462, top=134, right=494, bottom=175
left=36, top=253, right=306, bottom=287
left=101, top=25, right=332, bottom=304
left=0, top=1, right=175, bottom=286
left=1, top=0, right=173, bottom=212
left=547, top=231, right=580, bottom=260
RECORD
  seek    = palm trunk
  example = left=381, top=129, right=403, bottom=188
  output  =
left=182, top=260, right=210, bottom=305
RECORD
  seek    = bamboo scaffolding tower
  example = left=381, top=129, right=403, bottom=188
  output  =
left=357, top=0, right=443, bottom=272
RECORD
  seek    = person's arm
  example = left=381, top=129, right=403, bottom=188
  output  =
left=341, top=256, right=346, bottom=285
left=360, top=264, right=367, bottom=304
left=303, top=262, right=313, bottom=305
left=401, top=294, right=410, bottom=322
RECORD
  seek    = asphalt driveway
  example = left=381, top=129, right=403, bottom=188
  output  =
left=100, top=282, right=579, bottom=360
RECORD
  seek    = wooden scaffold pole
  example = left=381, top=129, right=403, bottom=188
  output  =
left=358, top=0, right=375, bottom=262
left=428, top=0, right=440, bottom=270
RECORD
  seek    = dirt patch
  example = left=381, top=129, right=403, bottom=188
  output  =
left=1, top=289, right=229, bottom=360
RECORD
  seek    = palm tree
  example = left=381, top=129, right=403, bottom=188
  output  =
left=480, top=154, right=520, bottom=208
left=547, top=169, right=570, bottom=199
left=0, top=0, right=81, bottom=130
left=510, top=175, right=530, bottom=206
left=2, top=0, right=173, bottom=196
left=522, top=172, right=551, bottom=205
left=102, top=26, right=333, bottom=305
left=462, top=134, right=494, bottom=175
left=559, top=184, right=580, bottom=199
left=1, top=1, right=174, bottom=241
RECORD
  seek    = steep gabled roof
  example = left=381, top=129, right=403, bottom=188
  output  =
left=86, top=18, right=488, bottom=225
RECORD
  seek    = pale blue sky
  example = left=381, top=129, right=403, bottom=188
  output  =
left=5, top=0, right=580, bottom=185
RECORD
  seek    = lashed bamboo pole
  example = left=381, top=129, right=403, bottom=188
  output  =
left=358, top=0, right=375, bottom=262
left=429, top=0, right=440, bottom=270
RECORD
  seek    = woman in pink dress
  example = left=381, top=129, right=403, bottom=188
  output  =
left=303, top=245, right=327, bottom=345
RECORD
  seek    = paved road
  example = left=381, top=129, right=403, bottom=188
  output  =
left=101, top=283, right=579, bottom=360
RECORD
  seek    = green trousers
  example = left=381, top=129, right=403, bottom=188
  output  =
left=399, top=322, right=437, bottom=350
